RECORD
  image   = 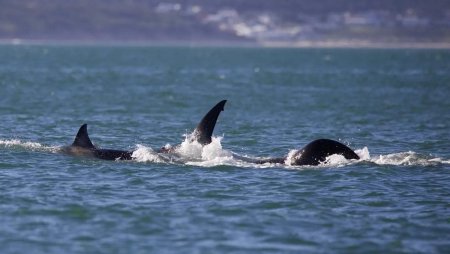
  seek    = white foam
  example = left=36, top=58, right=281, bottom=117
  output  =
left=176, top=134, right=204, bottom=160
left=346, top=146, right=447, bottom=166
left=163, top=143, right=173, bottom=150
left=177, top=136, right=239, bottom=167
left=131, top=144, right=165, bottom=163
left=2, top=137, right=448, bottom=168
left=355, top=147, right=371, bottom=161
left=0, top=139, right=43, bottom=148
left=281, top=146, right=447, bottom=168
left=436, top=159, right=450, bottom=164
left=284, top=149, right=300, bottom=166
left=164, top=134, right=273, bottom=168
left=0, top=139, right=58, bottom=152
left=177, top=139, right=449, bottom=168
left=185, top=155, right=236, bottom=167
left=284, top=148, right=359, bottom=168
left=370, top=151, right=443, bottom=166
left=200, top=137, right=233, bottom=161
left=322, top=154, right=350, bottom=167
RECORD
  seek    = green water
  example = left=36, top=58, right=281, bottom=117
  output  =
left=1, top=45, right=449, bottom=253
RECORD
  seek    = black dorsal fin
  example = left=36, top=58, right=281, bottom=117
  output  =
left=72, top=124, right=95, bottom=149
left=192, top=100, right=227, bottom=145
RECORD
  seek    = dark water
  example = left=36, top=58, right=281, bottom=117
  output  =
left=1, top=45, right=449, bottom=253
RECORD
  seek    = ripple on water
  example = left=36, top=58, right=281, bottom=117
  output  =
left=1, top=46, right=450, bottom=254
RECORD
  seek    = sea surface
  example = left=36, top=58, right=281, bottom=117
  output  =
left=0, top=45, right=449, bottom=253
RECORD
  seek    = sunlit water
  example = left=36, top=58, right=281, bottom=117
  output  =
left=1, top=45, right=449, bottom=253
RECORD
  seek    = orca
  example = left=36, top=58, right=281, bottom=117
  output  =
left=63, top=123, right=133, bottom=160
left=62, top=100, right=227, bottom=160
left=62, top=99, right=358, bottom=166
left=253, top=139, right=360, bottom=166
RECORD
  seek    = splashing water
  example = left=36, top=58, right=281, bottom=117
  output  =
left=355, top=147, right=371, bottom=160
left=174, top=136, right=236, bottom=167
left=1, top=137, right=448, bottom=168
left=370, top=151, right=445, bottom=166
left=131, top=145, right=166, bottom=163
left=284, top=149, right=299, bottom=166
left=176, top=134, right=205, bottom=160
left=0, top=139, right=58, bottom=153
left=279, top=145, right=445, bottom=169
left=322, top=154, right=351, bottom=167
left=0, top=139, right=43, bottom=149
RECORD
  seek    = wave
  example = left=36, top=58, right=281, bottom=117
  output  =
left=1, top=137, right=448, bottom=168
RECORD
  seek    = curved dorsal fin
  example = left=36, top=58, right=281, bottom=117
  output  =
left=192, top=100, right=227, bottom=145
left=72, top=124, right=95, bottom=149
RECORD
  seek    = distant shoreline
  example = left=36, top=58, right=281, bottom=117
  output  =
left=261, top=40, right=450, bottom=49
left=1, top=39, right=449, bottom=49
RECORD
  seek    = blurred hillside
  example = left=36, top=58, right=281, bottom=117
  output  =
left=1, top=0, right=449, bottom=46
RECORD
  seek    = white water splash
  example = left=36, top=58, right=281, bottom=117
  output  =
left=178, top=136, right=237, bottom=167
left=322, top=154, right=350, bottom=167
left=433, top=158, right=450, bottom=164
left=0, top=139, right=43, bottom=148
left=370, top=151, right=443, bottom=166
left=176, top=134, right=204, bottom=160
left=283, top=146, right=445, bottom=168
left=284, top=148, right=359, bottom=168
left=334, top=147, right=445, bottom=167
left=355, top=147, right=371, bottom=161
left=1, top=138, right=448, bottom=168
left=131, top=145, right=165, bottom=163
left=0, top=139, right=58, bottom=152
left=284, top=149, right=299, bottom=166
left=200, top=137, right=233, bottom=161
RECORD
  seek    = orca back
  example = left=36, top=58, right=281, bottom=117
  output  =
left=293, top=139, right=359, bottom=166
left=71, top=124, right=133, bottom=161
left=94, top=149, right=133, bottom=160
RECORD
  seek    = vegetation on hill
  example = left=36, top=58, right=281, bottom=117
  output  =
left=0, top=0, right=449, bottom=44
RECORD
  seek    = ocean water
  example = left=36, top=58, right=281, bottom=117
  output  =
left=0, top=45, right=449, bottom=253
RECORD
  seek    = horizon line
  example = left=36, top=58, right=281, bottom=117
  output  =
left=1, top=38, right=450, bottom=49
